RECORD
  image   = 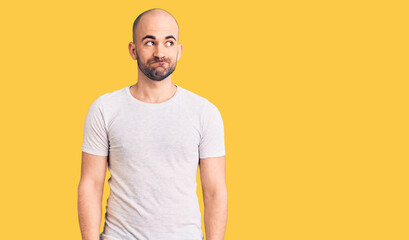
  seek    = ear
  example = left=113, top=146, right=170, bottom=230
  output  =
left=177, top=43, right=183, bottom=61
left=128, top=42, right=137, bottom=60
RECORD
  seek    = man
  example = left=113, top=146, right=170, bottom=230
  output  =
left=78, top=8, right=228, bottom=240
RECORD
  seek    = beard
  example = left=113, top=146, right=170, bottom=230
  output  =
left=136, top=54, right=177, bottom=81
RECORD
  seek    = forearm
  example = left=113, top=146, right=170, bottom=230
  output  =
left=203, top=188, right=228, bottom=240
left=78, top=180, right=104, bottom=240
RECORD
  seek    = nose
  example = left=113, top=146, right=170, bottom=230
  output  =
left=153, top=44, right=165, bottom=61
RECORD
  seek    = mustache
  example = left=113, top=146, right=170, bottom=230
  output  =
left=150, top=58, right=167, bottom=63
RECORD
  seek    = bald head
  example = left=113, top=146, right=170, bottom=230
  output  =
left=132, top=8, right=179, bottom=44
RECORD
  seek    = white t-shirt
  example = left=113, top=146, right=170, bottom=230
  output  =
left=81, top=84, right=225, bottom=240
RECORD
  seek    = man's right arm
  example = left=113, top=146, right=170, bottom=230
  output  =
left=78, top=151, right=108, bottom=240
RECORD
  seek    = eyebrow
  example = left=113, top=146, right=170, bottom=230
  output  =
left=141, top=35, right=177, bottom=41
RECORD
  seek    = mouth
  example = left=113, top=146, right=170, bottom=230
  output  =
left=153, top=62, right=166, bottom=67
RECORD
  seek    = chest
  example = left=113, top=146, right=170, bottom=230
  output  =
left=107, top=106, right=201, bottom=159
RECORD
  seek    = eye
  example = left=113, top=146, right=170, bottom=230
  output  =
left=166, top=41, right=174, bottom=46
left=146, top=41, right=154, bottom=46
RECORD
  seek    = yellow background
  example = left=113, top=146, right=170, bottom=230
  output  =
left=1, top=0, right=408, bottom=239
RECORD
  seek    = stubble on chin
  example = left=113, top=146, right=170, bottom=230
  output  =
left=136, top=54, right=177, bottom=81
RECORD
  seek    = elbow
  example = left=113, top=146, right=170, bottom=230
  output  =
left=78, top=178, right=104, bottom=195
left=204, top=185, right=228, bottom=201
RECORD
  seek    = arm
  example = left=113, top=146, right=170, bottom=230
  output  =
left=78, top=152, right=108, bottom=240
left=200, top=155, right=228, bottom=240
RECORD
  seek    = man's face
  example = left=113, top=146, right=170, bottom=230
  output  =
left=132, top=12, right=182, bottom=81
left=135, top=41, right=177, bottom=81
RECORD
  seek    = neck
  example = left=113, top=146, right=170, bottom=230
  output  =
left=130, top=79, right=177, bottom=104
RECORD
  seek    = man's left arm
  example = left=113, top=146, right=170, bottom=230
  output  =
left=200, top=155, right=228, bottom=240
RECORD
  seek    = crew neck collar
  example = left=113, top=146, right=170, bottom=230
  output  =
left=125, top=84, right=180, bottom=106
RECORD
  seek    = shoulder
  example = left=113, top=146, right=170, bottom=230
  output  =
left=178, top=85, right=219, bottom=111
left=99, top=86, right=126, bottom=101
left=178, top=86, right=223, bottom=125
left=85, top=86, right=128, bottom=124
left=95, top=86, right=128, bottom=109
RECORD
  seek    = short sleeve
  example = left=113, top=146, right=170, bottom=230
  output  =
left=199, top=101, right=226, bottom=159
left=81, top=96, right=109, bottom=156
